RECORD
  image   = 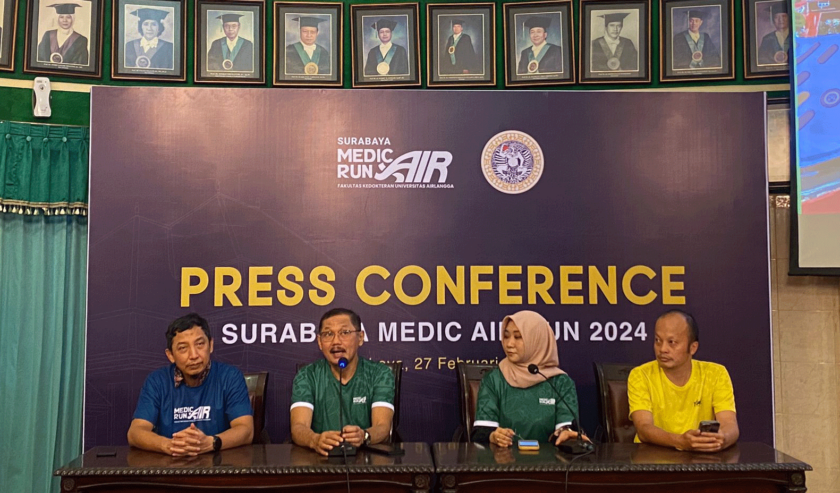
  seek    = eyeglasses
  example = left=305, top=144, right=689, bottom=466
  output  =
left=318, top=329, right=360, bottom=342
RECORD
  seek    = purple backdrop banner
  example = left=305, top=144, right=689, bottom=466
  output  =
left=85, top=87, right=772, bottom=447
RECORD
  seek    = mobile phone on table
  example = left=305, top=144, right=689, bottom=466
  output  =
left=699, top=420, right=720, bottom=433
left=517, top=440, right=539, bottom=451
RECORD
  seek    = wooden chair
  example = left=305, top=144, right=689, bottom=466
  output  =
left=294, top=360, right=403, bottom=443
left=593, top=362, right=637, bottom=443
left=243, top=371, right=270, bottom=444
left=453, top=362, right=497, bottom=442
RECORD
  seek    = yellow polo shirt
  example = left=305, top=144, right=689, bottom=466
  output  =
left=627, top=359, right=736, bottom=443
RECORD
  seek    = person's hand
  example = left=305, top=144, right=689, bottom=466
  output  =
left=489, top=428, right=515, bottom=448
left=341, top=425, right=365, bottom=447
left=311, top=430, right=343, bottom=456
left=552, top=428, right=591, bottom=446
left=171, top=423, right=209, bottom=456
left=678, top=429, right=723, bottom=452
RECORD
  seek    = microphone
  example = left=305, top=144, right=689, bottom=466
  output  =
left=528, top=364, right=593, bottom=455
left=328, top=357, right=357, bottom=457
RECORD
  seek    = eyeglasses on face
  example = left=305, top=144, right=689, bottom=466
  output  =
left=318, top=329, right=360, bottom=341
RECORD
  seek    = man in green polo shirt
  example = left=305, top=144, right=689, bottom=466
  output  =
left=290, top=308, right=395, bottom=455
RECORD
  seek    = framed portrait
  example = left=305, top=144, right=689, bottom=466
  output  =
left=660, top=0, right=734, bottom=81
left=0, top=0, right=19, bottom=71
left=503, top=1, right=575, bottom=87
left=274, top=1, right=342, bottom=86
left=427, top=3, right=495, bottom=87
left=111, top=0, right=186, bottom=81
left=195, top=0, right=265, bottom=84
left=743, top=0, right=790, bottom=78
left=350, top=3, right=421, bottom=88
left=579, top=0, right=650, bottom=83
left=24, top=0, right=104, bottom=78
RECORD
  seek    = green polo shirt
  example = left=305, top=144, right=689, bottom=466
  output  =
left=474, top=368, right=577, bottom=442
left=291, top=358, right=395, bottom=433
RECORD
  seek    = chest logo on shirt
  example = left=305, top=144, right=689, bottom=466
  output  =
left=174, top=406, right=211, bottom=422
left=539, top=398, right=556, bottom=405
left=694, top=400, right=702, bottom=406
left=353, top=396, right=367, bottom=404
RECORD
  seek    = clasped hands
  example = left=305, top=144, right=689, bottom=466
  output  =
left=311, top=425, right=366, bottom=456
left=489, top=427, right=591, bottom=448
left=164, top=423, right=213, bottom=457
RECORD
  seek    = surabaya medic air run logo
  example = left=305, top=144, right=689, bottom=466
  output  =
left=481, top=130, right=544, bottom=194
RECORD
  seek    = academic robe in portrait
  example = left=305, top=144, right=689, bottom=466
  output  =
left=364, top=43, right=409, bottom=76
left=37, top=30, right=89, bottom=65
left=757, top=31, right=790, bottom=64
left=125, top=38, right=174, bottom=69
left=207, top=37, right=254, bottom=72
left=284, top=42, right=331, bottom=74
left=517, top=43, right=562, bottom=74
left=590, top=36, right=638, bottom=71
left=671, top=31, right=720, bottom=69
left=440, top=33, right=478, bottom=74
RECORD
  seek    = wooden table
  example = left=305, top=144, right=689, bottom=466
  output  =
left=55, top=443, right=434, bottom=492
left=433, top=442, right=811, bottom=492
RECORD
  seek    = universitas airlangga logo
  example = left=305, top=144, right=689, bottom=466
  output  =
left=481, top=131, right=543, bottom=194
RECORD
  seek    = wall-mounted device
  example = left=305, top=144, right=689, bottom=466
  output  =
left=33, top=77, right=52, bottom=118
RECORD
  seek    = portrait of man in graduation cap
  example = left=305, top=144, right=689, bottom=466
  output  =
left=590, top=11, right=639, bottom=71
left=124, top=7, right=174, bottom=69
left=363, top=18, right=409, bottom=76
left=757, top=2, right=789, bottom=65
left=671, top=8, right=721, bottom=69
left=516, top=15, right=562, bottom=74
left=36, top=2, right=90, bottom=65
left=285, top=15, right=331, bottom=75
left=440, top=17, right=478, bottom=75
left=207, top=12, right=254, bottom=72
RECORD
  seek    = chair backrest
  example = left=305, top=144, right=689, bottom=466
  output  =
left=243, top=371, right=268, bottom=444
left=593, top=362, right=637, bottom=443
left=295, top=360, right=403, bottom=443
left=455, top=362, right=497, bottom=442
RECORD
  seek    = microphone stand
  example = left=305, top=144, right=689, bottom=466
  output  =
left=329, top=358, right=357, bottom=457
left=528, top=364, right=593, bottom=455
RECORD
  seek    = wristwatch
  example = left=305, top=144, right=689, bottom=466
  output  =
left=212, top=435, right=222, bottom=452
left=363, top=430, right=371, bottom=446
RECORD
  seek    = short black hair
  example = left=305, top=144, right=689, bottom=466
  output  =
left=137, top=19, right=165, bottom=37
left=318, top=308, right=361, bottom=332
left=166, top=313, right=211, bottom=350
left=657, top=309, right=699, bottom=343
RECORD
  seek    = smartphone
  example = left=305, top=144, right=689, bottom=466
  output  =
left=699, top=420, right=720, bottom=433
left=517, top=440, right=540, bottom=451
left=95, top=448, right=117, bottom=457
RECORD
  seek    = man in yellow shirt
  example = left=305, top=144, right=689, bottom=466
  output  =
left=628, top=310, right=739, bottom=452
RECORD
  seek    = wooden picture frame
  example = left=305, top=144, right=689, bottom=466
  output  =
left=427, top=2, right=496, bottom=87
left=503, top=0, right=575, bottom=87
left=273, top=1, right=343, bottom=87
left=195, top=0, right=265, bottom=84
left=24, top=0, right=104, bottom=78
left=112, top=0, right=186, bottom=81
left=579, top=0, right=651, bottom=83
left=350, top=3, right=421, bottom=88
left=660, top=0, right=734, bottom=82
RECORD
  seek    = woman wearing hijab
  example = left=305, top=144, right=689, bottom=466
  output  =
left=471, top=310, right=585, bottom=447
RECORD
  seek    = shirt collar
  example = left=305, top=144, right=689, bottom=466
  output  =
left=302, top=42, right=316, bottom=55
left=140, top=37, right=158, bottom=51
left=226, top=36, right=239, bottom=50
left=379, top=41, right=393, bottom=55
left=689, top=31, right=700, bottom=42
left=604, top=35, right=620, bottom=49
left=174, top=361, right=211, bottom=388
left=531, top=41, right=546, bottom=55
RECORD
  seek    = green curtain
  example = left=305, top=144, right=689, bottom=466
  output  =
left=0, top=121, right=89, bottom=215
left=0, top=121, right=88, bottom=493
